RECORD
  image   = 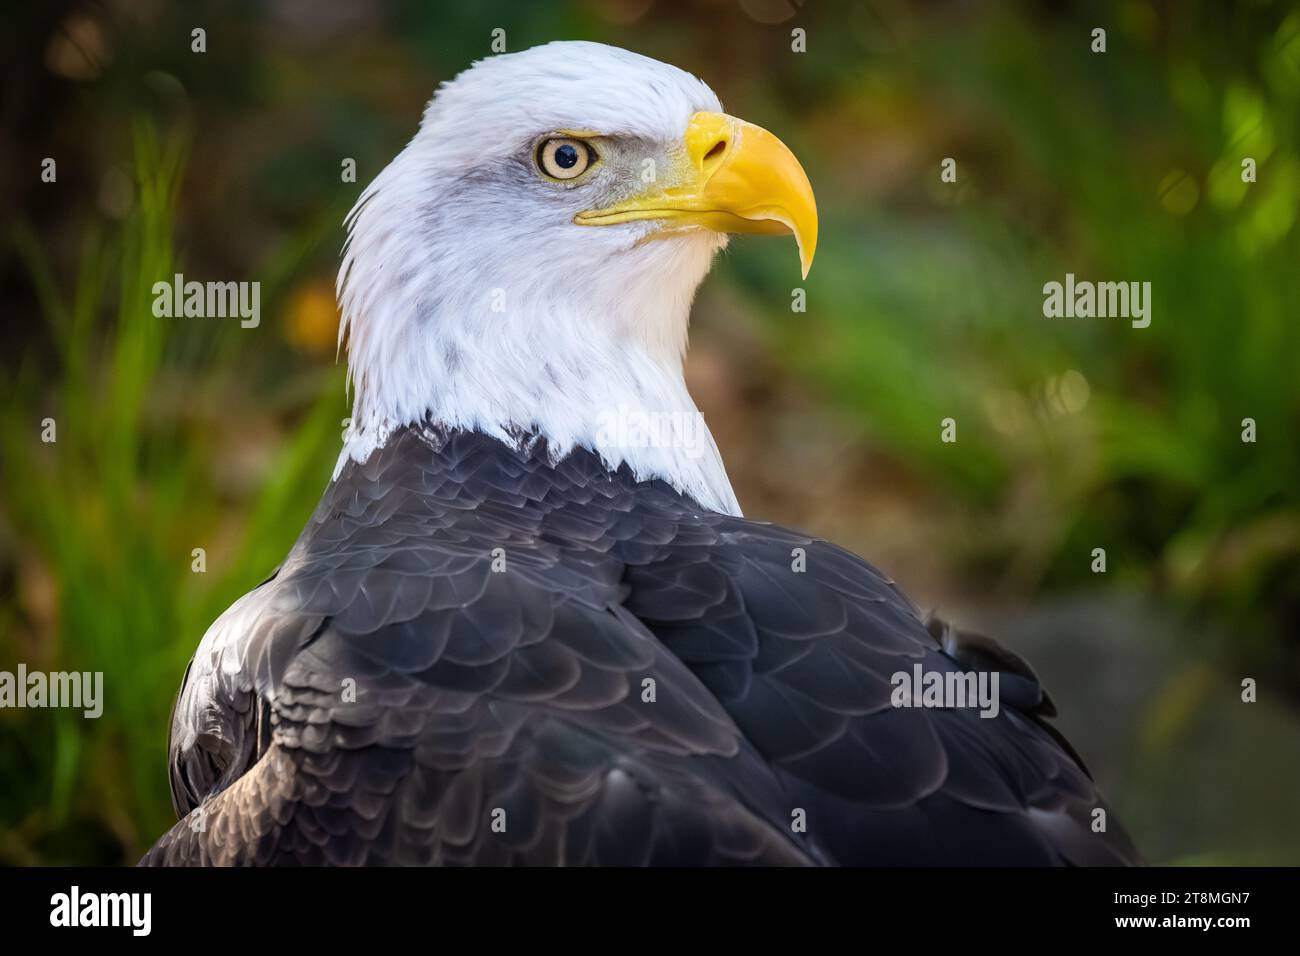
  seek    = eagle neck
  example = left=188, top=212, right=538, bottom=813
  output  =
left=335, top=308, right=742, bottom=517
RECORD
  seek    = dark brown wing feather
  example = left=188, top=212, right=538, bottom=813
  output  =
left=143, top=426, right=1140, bottom=866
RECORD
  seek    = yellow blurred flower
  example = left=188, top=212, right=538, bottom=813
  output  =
left=283, top=279, right=340, bottom=356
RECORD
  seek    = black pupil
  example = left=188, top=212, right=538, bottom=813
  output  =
left=554, top=143, right=580, bottom=169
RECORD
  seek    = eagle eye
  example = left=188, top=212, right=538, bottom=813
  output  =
left=537, top=137, right=595, bottom=181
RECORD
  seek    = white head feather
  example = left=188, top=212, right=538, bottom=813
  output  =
left=336, top=41, right=741, bottom=514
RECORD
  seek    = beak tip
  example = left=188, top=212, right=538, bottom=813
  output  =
left=798, top=241, right=815, bottom=280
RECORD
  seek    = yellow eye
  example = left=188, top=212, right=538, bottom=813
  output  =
left=537, top=138, right=595, bottom=180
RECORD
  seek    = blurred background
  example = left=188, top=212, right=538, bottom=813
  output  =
left=1, top=0, right=1298, bottom=865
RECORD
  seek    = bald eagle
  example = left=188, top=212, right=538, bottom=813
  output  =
left=143, top=42, right=1139, bottom=866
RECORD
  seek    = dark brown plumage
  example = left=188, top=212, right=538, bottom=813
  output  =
left=142, top=426, right=1140, bottom=866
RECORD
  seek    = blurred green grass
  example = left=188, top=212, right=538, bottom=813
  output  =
left=1, top=0, right=1297, bottom=864
left=737, top=4, right=1300, bottom=664
left=1, top=124, right=347, bottom=861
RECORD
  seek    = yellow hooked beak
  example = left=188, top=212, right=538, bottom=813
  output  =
left=574, top=111, right=818, bottom=278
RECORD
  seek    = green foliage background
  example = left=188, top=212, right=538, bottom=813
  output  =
left=1, top=0, right=1297, bottom=864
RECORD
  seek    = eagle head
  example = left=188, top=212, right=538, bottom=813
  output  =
left=337, top=41, right=817, bottom=516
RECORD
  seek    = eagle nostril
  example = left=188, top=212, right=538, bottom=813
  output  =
left=703, top=139, right=727, bottom=163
